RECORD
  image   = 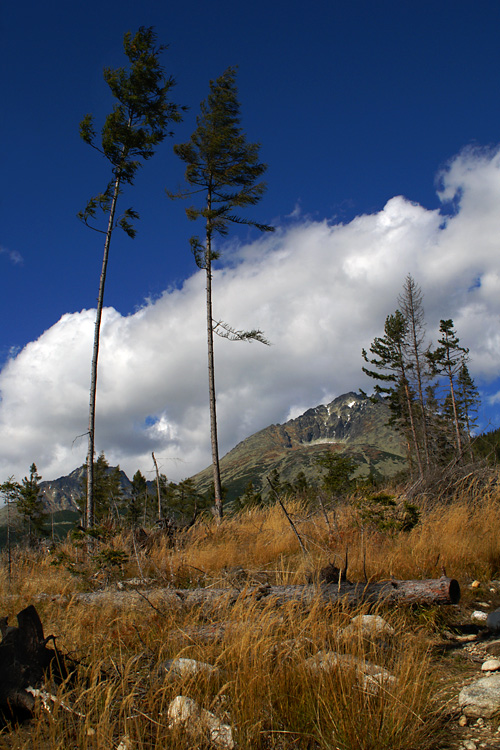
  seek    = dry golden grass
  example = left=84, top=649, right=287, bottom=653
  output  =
left=137, top=487, right=500, bottom=587
left=1, top=481, right=500, bottom=749
left=0, top=593, right=441, bottom=750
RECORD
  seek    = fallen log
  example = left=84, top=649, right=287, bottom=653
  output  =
left=73, top=576, right=460, bottom=610
left=268, top=576, right=461, bottom=607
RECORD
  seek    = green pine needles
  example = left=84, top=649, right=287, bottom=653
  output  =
left=171, top=66, right=273, bottom=265
left=79, top=26, right=183, bottom=237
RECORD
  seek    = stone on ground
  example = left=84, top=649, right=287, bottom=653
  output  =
left=341, top=614, right=395, bottom=639
left=481, top=659, right=500, bottom=672
left=161, top=657, right=220, bottom=678
left=487, top=609, right=500, bottom=632
left=459, top=673, right=500, bottom=718
left=167, top=695, right=234, bottom=749
left=305, top=651, right=395, bottom=695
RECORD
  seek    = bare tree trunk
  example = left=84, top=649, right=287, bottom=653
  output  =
left=152, top=451, right=162, bottom=521
left=86, top=172, right=121, bottom=529
left=205, top=186, right=223, bottom=522
left=397, top=341, right=423, bottom=480
left=447, top=373, right=463, bottom=460
left=399, top=276, right=431, bottom=471
left=462, top=408, right=475, bottom=462
left=408, top=316, right=431, bottom=470
left=402, top=377, right=423, bottom=479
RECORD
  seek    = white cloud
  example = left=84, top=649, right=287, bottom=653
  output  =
left=0, top=245, right=23, bottom=265
left=2, top=146, right=500, bottom=483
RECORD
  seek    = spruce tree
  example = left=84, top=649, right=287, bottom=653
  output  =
left=315, top=452, right=358, bottom=496
left=129, top=470, right=148, bottom=527
left=427, top=319, right=469, bottom=461
left=157, top=474, right=177, bottom=520
left=0, top=478, right=21, bottom=579
left=236, top=480, right=264, bottom=510
left=78, top=452, right=123, bottom=523
left=456, top=362, right=480, bottom=460
left=107, top=465, right=124, bottom=522
left=362, top=311, right=424, bottom=478
left=174, top=478, right=204, bottom=522
left=79, top=26, right=182, bottom=529
left=424, top=383, right=455, bottom=463
left=18, top=463, right=46, bottom=541
left=170, top=67, right=274, bottom=521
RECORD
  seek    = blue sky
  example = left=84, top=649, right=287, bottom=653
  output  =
left=2, top=0, right=500, bottom=482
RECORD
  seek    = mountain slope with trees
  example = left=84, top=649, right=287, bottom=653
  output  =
left=189, top=391, right=407, bottom=502
left=0, top=392, right=405, bottom=530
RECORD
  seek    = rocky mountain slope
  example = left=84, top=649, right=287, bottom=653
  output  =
left=0, top=466, right=133, bottom=533
left=38, top=466, right=87, bottom=513
left=0, top=392, right=406, bottom=519
left=37, top=466, right=132, bottom=513
left=191, top=391, right=407, bottom=500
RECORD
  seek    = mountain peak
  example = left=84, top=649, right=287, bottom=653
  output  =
left=192, top=391, right=406, bottom=500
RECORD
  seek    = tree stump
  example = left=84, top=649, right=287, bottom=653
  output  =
left=0, top=605, right=65, bottom=720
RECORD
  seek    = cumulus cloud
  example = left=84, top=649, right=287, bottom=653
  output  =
left=1, top=146, right=500, bottom=482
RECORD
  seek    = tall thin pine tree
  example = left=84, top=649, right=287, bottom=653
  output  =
left=427, top=319, right=469, bottom=461
left=79, top=27, right=182, bottom=528
left=170, top=67, right=273, bottom=521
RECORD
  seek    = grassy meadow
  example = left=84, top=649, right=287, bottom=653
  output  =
left=1, top=475, right=500, bottom=749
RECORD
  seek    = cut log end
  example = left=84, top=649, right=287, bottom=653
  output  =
left=448, top=578, right=461, bottom=605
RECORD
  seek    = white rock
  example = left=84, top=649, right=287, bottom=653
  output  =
left=462, top=740, right=477, bottom=750
left=482, top=659, right=500, bottom=672
left=459, top=673, right=500, bottom=718
left=167, top=695, right=201, bottom=723
left=162, top=657, right=219, bottom=678
left=167, top=695, right=234, bottom=749
left=471, top=611, right=488, bottom=623
left=305, top=651, right=395, bottom=694
left=116, top=737, right=132, bottom=750
left=341, top=614, right=395, bottom=639
left=362, top=671, right=397, bottom=696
